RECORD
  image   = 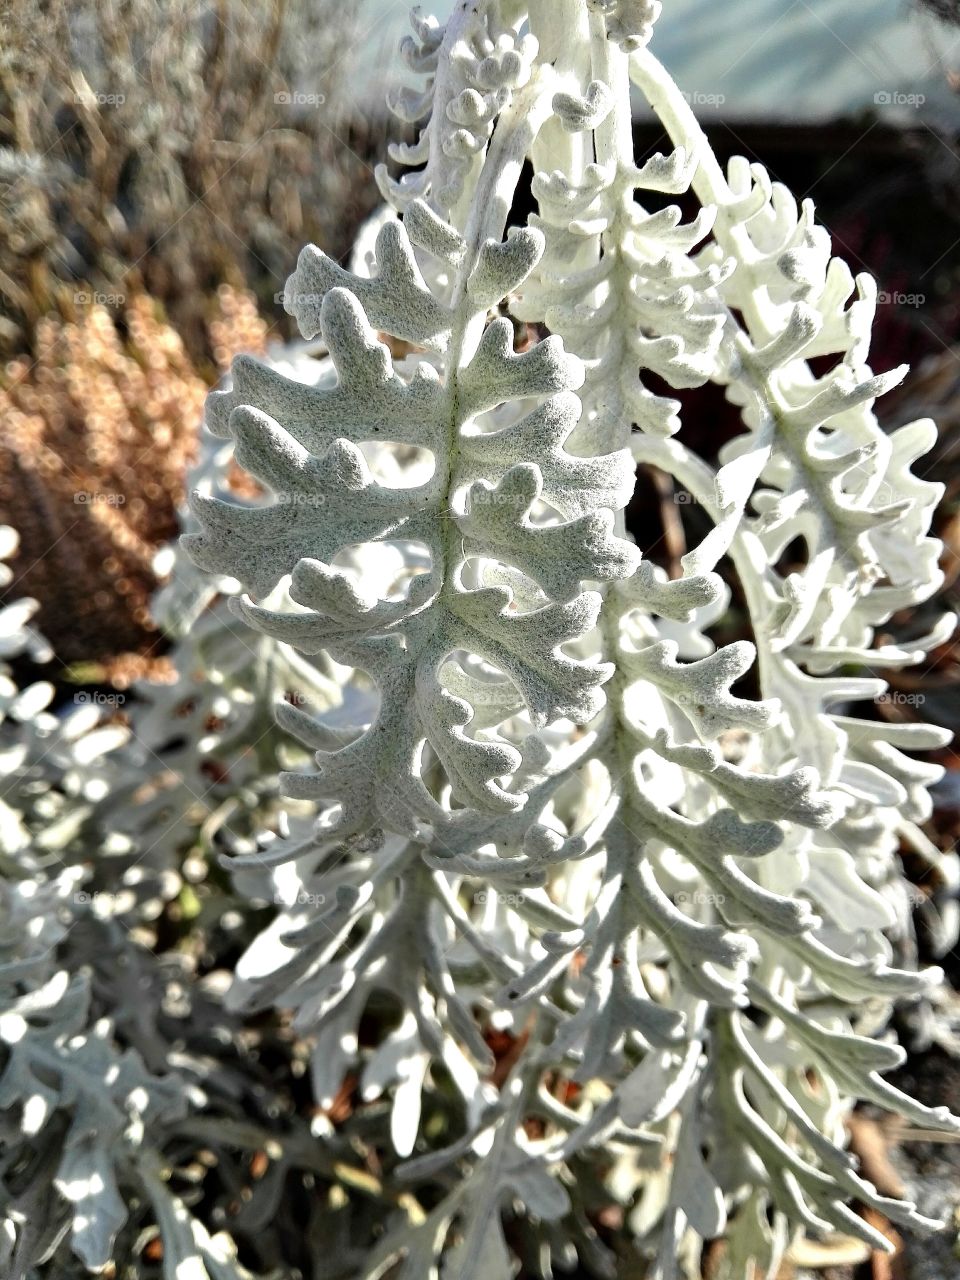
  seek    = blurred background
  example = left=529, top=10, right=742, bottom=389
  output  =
left=2, top=4, right=960, bottom=1274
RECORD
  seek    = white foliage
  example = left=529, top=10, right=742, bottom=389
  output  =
left=185, top=2, right=959, bottom=1273
left=0, top=2, right=955, bottom=1277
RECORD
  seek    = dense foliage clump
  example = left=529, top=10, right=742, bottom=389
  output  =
left=1, top=3, right=957, bottom=1277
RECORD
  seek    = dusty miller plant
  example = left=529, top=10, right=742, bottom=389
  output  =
left=0, top=367, right=362, bottom=1280
left=195, top=1, right=959, bottom=1276
left=0, top=504, right=305, bottom=1279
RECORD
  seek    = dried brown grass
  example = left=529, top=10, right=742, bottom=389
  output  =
left=0, top=0, right=385, bottom=361
left=0, top=286, right=267, bottom=676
